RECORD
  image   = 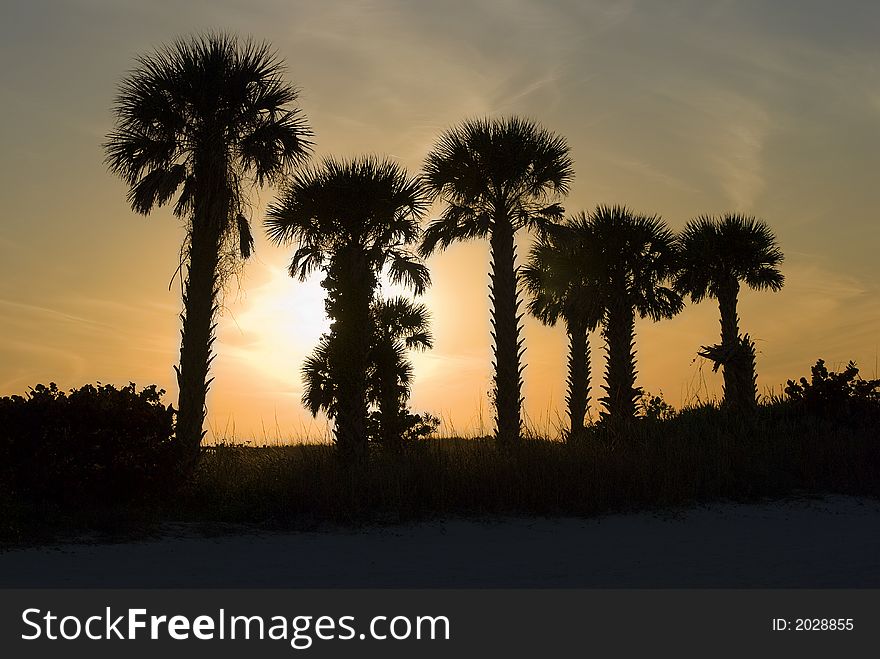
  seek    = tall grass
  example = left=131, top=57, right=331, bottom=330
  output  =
left=177, top=406, right=880, bottom=527
left=3, top=403, right=878, bottom=544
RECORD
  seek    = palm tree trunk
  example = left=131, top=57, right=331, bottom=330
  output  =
left=376, top=369, right=404, bottom=451
left=329, top=250, right=373, bottom=461
left=175, top=216, right=222, bottom=471
left=738, top=334, right=759, bottom=411
left=489, top=216, right=523, bottom=445
left=602, top=294, right=639, bottom=422
left=175, top=153, right=234, bottom=472
left=717, top=282, right=744, bottom=410
left=565, top=316, right=590, bottom=440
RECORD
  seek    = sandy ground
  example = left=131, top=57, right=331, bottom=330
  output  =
left=2, top=495, right=879, bottom=588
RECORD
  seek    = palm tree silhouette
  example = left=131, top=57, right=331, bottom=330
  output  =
left=521, top=216, right=603, bottom=440
left=675, top=214, right=784, bottom=412
left=369, top=297, right=433, bottom=449
left=303, top=297, right=433, bottom=449
left=588, top=205, right=682, bottom=422
left=266, top=156, right=429, bottom=459
left=420, top=117, right=573, bottom=444
left=104, top=33, right=312, bottom=467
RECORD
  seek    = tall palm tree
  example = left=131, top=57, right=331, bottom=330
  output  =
left=420, top=116, right=573, bottom=444
left=675, top=213, right=784, bottom=412
left=266, top=156, right=429, bottom=459
left=303, top=297, right=433, bottom=449
left=521, top=217, right=603, bottom=440
left=588, top=205, right=682, bottom=422
left=104, top=33, right=312, bottom=467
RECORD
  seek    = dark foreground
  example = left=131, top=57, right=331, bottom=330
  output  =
left=2, top=495, right=878, bottom=588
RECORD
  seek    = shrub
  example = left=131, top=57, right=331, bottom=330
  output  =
left=782, top=359, right=880, bottom=419
left=366, top=411, right=440, bottom=451
left=0, top=382, right=176, bottom=502
left=639, top=391, right=677, bottom=422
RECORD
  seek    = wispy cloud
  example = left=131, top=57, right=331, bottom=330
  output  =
left=702, top=92, right=770, bottom=209
left=0, top=298, right=106, bottom=329
left=2, top=0, right=878, bottom=437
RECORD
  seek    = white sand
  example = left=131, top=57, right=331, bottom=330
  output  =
left=2, top=495, right=878, bottom=587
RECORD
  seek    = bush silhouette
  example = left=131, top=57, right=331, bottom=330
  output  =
left=0, top=382, right=176, bottom=501
left=638, top=392, right=677, bottom=423
left=783, top=359, right=880, bottom=418
left=366, top=410, right=440, bottom=447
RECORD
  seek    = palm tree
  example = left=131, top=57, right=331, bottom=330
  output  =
left=266, top=156, right=429, bottom=459
left=420, top=116, right=573, bottom=444
left=369, top=296, right=433, bottom=448
left=521, top=217, right=603, bottom=440
left=675, top=213, right=784, bottom=412
left=302, top=297, right=433, bottom=450
left=588, top=205, right=683, bottom=422
left=104, top=33, right=312, bottom=468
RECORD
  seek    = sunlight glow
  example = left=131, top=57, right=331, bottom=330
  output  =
left=220, top=265, right=331, bottom=391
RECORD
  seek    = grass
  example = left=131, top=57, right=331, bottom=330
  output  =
left=2, top=404, right=878, bottom=546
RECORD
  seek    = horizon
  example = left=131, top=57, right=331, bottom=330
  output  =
left=2, top=0, right=879, bottom=441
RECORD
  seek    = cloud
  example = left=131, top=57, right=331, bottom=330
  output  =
left=0, top=298, right=106, bottom=330
left=705, top=94, right=770, bottom=209
left=2, top=0, right=878, bottom=438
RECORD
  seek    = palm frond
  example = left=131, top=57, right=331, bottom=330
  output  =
left=587, top=205, right=682, bottom=321
left=105, top=31, right=312, bottom=236
left=386, top=249, right=431, bottom=295
left=126, top=164, right=187, bottom=215
left=420, top=115, right=573, bottom=251
left=373, top=297, right=434, bottom=350
left=288, top=244, right=326, bottom=280
left=676, top=212, right=785, bottom=300
left=418, top=205, right=489, bottom=256
left=301, top=335, right=335, bottom=416
left=266, top=156, right=427, bottom=277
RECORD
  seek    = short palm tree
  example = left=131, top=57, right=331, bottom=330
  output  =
left=521, top=217, right=603, bottom=440
left=675, top=213, right=784, bottom=412
left=588, top=205, right=683, bottom=422
left=303, top=297, right=433, bottom=449
left=369, top=297, right=433, bottom=448
left=420, top=116, right=573, bottom=444
left=266, top=156, right=430, bottom=459
left=104, top=33, right=312, bottom=468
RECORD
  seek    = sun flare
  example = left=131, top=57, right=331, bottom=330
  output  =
left=220, top=265, right=331, bottom=391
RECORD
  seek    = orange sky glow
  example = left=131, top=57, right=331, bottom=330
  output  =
left=1, top=0, right=878, bottom=441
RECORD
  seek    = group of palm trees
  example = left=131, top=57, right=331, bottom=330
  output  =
left=104, top=33, right=785, bottom=466
left=523, top=208, right=784, bottom=440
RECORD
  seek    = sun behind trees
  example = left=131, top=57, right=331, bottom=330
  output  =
left=101, top=32, right=794, bottom=463
left=8, top=27, right=879, bottom=546
left=265, top=156, right=430, bottom=461
left=8, top=27, right=880, bottom=546
left=301, top=297, right=435, bottom=451
left=103, top=33, right=312, bottom=469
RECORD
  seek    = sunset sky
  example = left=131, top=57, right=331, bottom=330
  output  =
left=1, top=0, right=878, bottom=441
